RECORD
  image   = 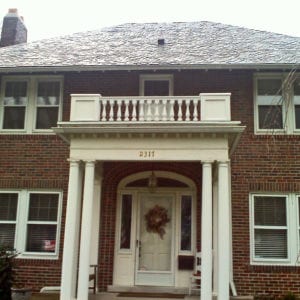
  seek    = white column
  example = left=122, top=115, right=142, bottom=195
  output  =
left=77, top=161, right=96, bottom=300
left=201, top=161, right=213, bottom=300
left=60, top=160, right=83, bottom=300
left=217, top=161, right=230, bottom=300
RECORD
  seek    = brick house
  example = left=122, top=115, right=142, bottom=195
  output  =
left=0, top=8, right=300, bottom=300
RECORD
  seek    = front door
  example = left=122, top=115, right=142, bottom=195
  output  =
left=135, top=193, right=174, bottom=286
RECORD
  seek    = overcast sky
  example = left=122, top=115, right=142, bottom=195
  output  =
left=0, top=0, right=300, bottom=41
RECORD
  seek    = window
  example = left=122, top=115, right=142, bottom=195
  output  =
left=36, top=81, right=60, bottom=129
left=294, top=79, right=300, bottom=129
left=250, top=194, right=300, bottom=265
left=0, top=193, right=18, bottom=248
left=3, top=81, right=28, bottom=129
left=26, top=193, right=59, bottom=253
left=1, top=76, right=63, bottom=133
left=140, top=74, right=173, bottom=96
left=254, top=74, right=300, bottom=134
left=0, top=190, right=62, bottom=258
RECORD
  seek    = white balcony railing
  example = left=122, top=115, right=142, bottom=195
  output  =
left=70, top=93, right=231, bottom=123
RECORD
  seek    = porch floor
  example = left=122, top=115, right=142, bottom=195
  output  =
left=32, top=292, right=254, bottom=300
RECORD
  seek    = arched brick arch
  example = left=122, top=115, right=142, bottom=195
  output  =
left=98, top=161, right=202, bottom=291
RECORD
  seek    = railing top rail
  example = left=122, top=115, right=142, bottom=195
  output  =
left=100, top=95, right=201, bottom=100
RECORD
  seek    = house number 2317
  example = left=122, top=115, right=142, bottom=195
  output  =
left=139, top=151, right=155, bottom=158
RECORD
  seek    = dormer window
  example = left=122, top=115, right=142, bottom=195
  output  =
left=0, top=76, right=63, bottom=133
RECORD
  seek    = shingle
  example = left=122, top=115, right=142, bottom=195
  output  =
left=0, top=21, right=299, bottom=70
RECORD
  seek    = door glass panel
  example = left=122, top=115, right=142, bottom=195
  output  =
left=120, top=194, right=132, bottom=249
left=181, top=195, right=192, bottom=251
left=138, top=195, right=172, bottom=271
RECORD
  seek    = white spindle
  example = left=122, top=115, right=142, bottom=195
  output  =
left=178, top=99, right=183, bottom=121
left=132, top=100, right=137, bottom=121
left=139, top=100, right=145, bottom=121
left=169, top=100, right=175, bottom=121
left=154, top=99, right=161, bottom=122
left=186, top=99, right=191, bottom=121
left=116, top=100, right=122, bottom=121
left=124, top=100, right=130, bottom=121
left=108, top=100, right=113, bottom=121
left=103, top=100, right=110, bottom=122
left=146, top=99, right=151, bottom=121
left=149, top=100, right=154, bottom=121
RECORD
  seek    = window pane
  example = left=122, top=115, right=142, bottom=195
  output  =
left=257, top=79, right=282, bottom=95
left=258, top=105, right=283, bottom=129
left=26, top=224, right=57, bottom=252
left=294, top=80, right=300, bottom=96
left=0, top=224, right=16, bottom=248
left=36, top=107, right=59, bottom=129
left=0, top=193, right=18, bottom=220
left=5, top=81, right=27, bottom=98
left=28, top=193, right=59, bottom=221
left=254, top=229, right=287, bottom=258
left=254, top=196, right=286, bottom=226
left=37, top=82, right=60, bottom=106
left=181, top=195, right=192, bottom=251
left=3, top=107, right=26, bottom=129
left=144, top=80, right=169, bottom=96
left=120, top=194, right=132, bottom=249
left=295, top=105, right=300, bottom=129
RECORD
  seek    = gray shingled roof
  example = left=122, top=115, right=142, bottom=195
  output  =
left=0, top=21, right=299, bottom=71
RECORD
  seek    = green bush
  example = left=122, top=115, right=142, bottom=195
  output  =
left=283, top=292, right=298, bottom=300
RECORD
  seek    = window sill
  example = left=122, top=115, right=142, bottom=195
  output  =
left=17, top=252, right=59, bottom=260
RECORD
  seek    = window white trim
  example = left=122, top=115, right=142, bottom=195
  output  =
left=0, top=189, right=63, bottom=260
left=250, top=193, right=300, bottom=266
left=139, top=74, right=174, bottom=96
left=254, top=73, right=300, bottom=134
left=0, top=75, right=63, bottom=134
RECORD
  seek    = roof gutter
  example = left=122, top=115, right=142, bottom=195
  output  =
left=0, top=63, right=298, bottom=74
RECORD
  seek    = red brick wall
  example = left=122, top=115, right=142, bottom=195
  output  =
left=0, top=134, right=69, bottom=291
left=1, top=69, right=300, bottom=297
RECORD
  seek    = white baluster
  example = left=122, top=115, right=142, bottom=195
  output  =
left=186, top=99, right=191, bottom=121
left=108, top=100, right=114, bottom=122
left=169, top=100, right=175, bottom=121
left=103, top=100, right=110, bottom=122
left=178, top=99, right=183, bottom=121
left=124, top=99, right=130, bottom=121
left=132, top=99, right=137, bottom=121
left=116, top=99, right=122, bottom=121
left=154, top=99, right=161, bottom=121
left=161, top=99, right=167, bottom=121
left=150, top=100, right=155, bottom=121
left=139, top=100, right=144, bottom=121
left=145, top=99, right=151, bottom=121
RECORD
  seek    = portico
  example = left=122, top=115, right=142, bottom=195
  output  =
left=54, top=93, right=244, bottom=300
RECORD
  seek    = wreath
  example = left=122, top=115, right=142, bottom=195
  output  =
left=144, top=205, right=170, bottom=239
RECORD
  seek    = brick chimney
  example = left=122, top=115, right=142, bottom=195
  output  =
left=0, top=8, right=27, bottom=47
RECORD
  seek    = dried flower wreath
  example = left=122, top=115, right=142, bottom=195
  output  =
left=144, top=205, right=170, bottom=239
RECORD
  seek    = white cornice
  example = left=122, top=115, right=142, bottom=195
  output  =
left=0, top=64, right=298, bottom=74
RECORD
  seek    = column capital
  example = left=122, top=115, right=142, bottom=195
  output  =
left=202, top=160, right=214, bottom=166
left=67, top=158, right=81, bottom=167
left=217, top=160, right=230, bottom=166
left=83, top=160, right=96, bottom=167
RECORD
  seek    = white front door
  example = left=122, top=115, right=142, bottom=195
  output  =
left=135, top=193, right=174, bottom=286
